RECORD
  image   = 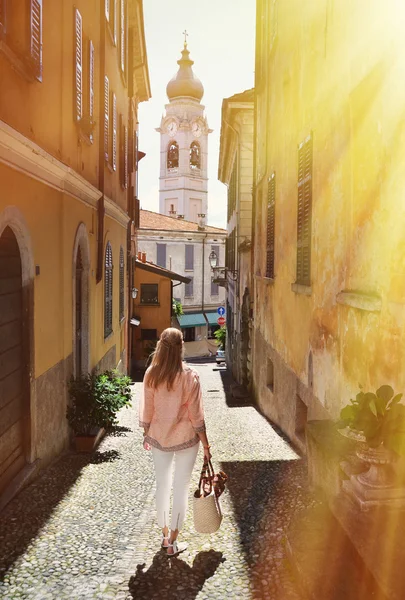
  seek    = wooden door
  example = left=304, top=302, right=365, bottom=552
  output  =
left=0, top=227, right=26, bottom=495
left=75, top=246, right=83, bottom=375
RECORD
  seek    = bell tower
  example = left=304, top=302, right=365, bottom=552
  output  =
left=156, top=36, right=212, bottom=225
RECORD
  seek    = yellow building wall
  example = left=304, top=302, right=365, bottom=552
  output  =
left=253, top=0, right=405, bottom=444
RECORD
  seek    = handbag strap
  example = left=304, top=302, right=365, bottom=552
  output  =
left=198, top=459, right=215, bottom=495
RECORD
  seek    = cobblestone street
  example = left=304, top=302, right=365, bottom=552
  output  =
left=0, top=361, right=309, bottom=600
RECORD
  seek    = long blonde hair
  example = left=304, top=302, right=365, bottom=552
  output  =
left=147, top=328, right=184, bottom=390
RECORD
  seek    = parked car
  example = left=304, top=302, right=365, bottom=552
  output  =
left=216, top=348, right=226, bottom=364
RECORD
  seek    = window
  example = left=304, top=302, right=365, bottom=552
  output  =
left=185, top=245, right=194, bottom=270
left=183, top=328, right=195, bottom=342
left=169, top=203, right=176, bottom=216
left=105, top=0, right=117, bottom=45
left=156, top=244, right=166, bottom=269
left=226, top=230, right=236, bottom=273
left=140, top=283, right=159, bottom=305
left=104, top=76, right=109, bottom=161
left=141, top=329, right=157, bottom=341
left=227, top=161, right=237, bottom=220
left=167, top=141, right=179, bottom=169
left=120, top=115, right=128, bottom=188
left=119, top=246, right=124, bottom=321
left=120, top=0, right=126, bottom=75
left=74, top=9, right=83, bottom=122
left=104, top=242, right=113, bottom=338
left=266, top=173, right=275, bottom=279
left=0, top=0, right=43, bottom=81
left=112, top=92, right=117, bottom=171
left=267, top=358, right=274, bottom=392
left=211, top=277, right=219, bottom=296
left=296, top=135, right=313, bottom=285
left=185, top=278, right=194, bottom=297
left=190, top=141, right=201, bottom=169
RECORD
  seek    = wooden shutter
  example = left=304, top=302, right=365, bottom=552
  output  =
left=0, top=0, right=6, bottom=35
left=120, top=0, right=125, bottom=73
left=119, top=247, right=124, bottom=321
left=113, top=0, right=117, bottom=45
left=156, top=244, right=166, bottom=269
left=266, top=173, right=275, bottom=279
left=104, top=76, right=109, bottom=161
left=74, top=9, right=83, bottom=122
left=89, top=40, right=95, bottom=122
left=30, top=0, right=43, bottom=81
left=185, top=277, right=193, bottom=297
left=296, top=135, right=313, bottom=285
left=112, top=93, right=117, bottom=171
left=104, top=242, right=113, bottom=337
left=185, top=245, right=194, bottom=270
left=124, top=125, right=128, bottom=188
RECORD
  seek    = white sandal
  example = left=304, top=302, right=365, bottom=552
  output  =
left=161, top=535, right=169, bottom=549
left=167, top=540, right=187, bottom=558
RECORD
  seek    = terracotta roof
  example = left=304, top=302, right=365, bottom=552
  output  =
left=135, top=259, right=191, bottom=283
left=140, top=209, right=226, bottom=234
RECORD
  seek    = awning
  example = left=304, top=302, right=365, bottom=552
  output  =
left=204, top=312, right=219, bottom=326
left=178, top=312, right=207, bottom=329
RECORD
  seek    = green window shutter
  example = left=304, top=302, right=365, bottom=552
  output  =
left=297, top=135, right=312, bottom=285
left=104, top=76, right=109, bottom=161
left=30, top=0, right=43, bottom=81
left=266, top=173, right=275, bottom=279
left=74, top=8, right=83, bottom=122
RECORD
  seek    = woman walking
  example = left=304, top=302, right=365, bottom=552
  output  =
left=139, top=327, right=211, bottom=557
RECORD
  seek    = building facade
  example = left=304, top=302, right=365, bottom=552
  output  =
left=130, top=255, right=190, bottom=369
left=137, top=210, right=226, bottom=352
left=0, top=0, right=150, bottom=502
left=218, top=89, right=254, bottom=387
left=252, top=0, right=405, bottom=453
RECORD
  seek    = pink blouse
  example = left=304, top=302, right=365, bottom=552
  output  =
left=139, top=365, right=205, bottom=452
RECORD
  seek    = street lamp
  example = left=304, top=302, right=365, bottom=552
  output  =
left=131, top=287, right=138, bottom=299
left=209, top=250, right=218, bottom=269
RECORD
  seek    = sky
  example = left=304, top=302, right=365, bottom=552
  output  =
left=138, top=0, right=256, bottom=229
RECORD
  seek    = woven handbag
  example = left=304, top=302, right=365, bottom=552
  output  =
left=193, top=460, right=224, bottom=534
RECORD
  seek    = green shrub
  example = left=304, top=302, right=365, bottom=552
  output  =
left=67, top=370, right=132, bottom=435
left=338, top=385, right=405, bottom=456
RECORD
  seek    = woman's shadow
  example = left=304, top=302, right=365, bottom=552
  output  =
left=128, top=549, right=225, bottom=600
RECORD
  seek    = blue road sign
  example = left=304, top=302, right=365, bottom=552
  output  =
left=217, top=306, right=226, bottom=316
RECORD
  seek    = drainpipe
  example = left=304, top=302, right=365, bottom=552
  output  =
left=96, top=0, right=106, bottom=283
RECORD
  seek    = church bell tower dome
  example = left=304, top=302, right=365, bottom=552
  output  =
left=166, top=42, right=204, bottom=102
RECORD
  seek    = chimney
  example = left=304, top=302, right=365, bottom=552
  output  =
left=141, top=252, right=146, bottom=263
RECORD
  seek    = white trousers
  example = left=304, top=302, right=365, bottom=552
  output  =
left=151, top=443, right=199, bottom=531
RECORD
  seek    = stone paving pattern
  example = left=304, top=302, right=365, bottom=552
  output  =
left=0, top=360, right=310, bottom=599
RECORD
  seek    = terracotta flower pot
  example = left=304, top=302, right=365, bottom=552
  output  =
left=74, top=428, right=105, bottom=453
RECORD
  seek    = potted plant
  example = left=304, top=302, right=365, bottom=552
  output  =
left=67, top=373, right=106, bottom=452
left=67, top=371, right=132, bottom=452
left=338, top=385, right=405, bottom=487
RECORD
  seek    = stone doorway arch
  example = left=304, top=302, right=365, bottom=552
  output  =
left=72, top=223, right=90, bottom=377
left=0, top=206, right=34, bottom=494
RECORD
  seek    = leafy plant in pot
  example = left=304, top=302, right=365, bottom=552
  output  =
left=67, top=371, right=132, bottom=452
left=338, top=385, right=405, bottom=487
left=67, top=374, right=107, bottom=452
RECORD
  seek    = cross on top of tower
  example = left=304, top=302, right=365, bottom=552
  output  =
left=183, top=29, right=188, bottom=47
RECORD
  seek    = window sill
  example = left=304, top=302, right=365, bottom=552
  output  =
left=184, top=296, right=194, bottom=299
left=140, top=302, right=160, bottom=307
left=336, top=290, right=382, bottom=313
left=262, top=277, right=275, bottom=286
left=291, top=282, right=312, bottom=296
left=184, top=269, right=194, bottom=273
left=0, top=41, right=40, bottom=82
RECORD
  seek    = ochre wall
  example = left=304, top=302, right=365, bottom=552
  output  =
left=132, top=268, right=172, bottom=362
left=252, top=0, right=405, bottom=444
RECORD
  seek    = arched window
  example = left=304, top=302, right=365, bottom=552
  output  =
left=167, top=141, right=179, bottom=169
left=104, top=242, right=113, bottom=338
left=119, top=246, right=125, bottom=321
left=190, top=141, right=201, bottom=169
